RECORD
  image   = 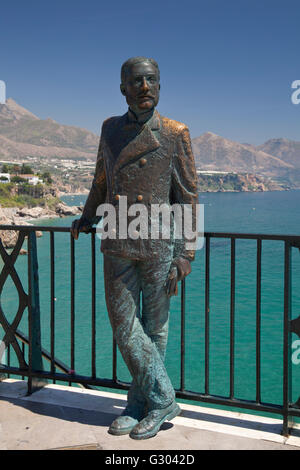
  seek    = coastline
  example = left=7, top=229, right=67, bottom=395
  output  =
left=58, top=189, right=89, bottom=197
left=0, top=202, right=83, bottom=249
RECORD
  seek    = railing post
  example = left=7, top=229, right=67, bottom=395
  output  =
left=230, top=238, right=236, bottom=400
left=205, top=235, right=210, bottom=395
left=69, top=233, right=75, bottom=385
left=50, top=231, right=55, bottom=382
left=91, top=232, right=96, bottom=379
left=27, top=231, right=46, bottom=394
left=256, top=238, right=262, bottom=404
left=180, top=278, right=186, bottom=392
left=282, top=241, right=293, bottom=436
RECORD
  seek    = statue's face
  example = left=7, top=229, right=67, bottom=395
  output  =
left=121, top=61, right=160, bottom=114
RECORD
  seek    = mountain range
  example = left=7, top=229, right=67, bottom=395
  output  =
left=0, top=98, right=299, bottom=186
left=191, top=132, right=293, bottom=178
left=0, top=98, right=98, bottom=160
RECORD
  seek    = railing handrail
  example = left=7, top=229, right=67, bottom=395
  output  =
left=1, top=223, right=300, bottom=242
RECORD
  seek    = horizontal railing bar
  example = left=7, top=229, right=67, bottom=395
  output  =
left=0, top=225, right=74, bottom=233
left=175, top=390, right=284, bottom=415
left=14, top=328, right=71, bottom=375
left=1, top=224, right=300, bottom=243
left=205, top=232, right=300, bottom=242
left=0, top=327, right=70, bottom=378
left=0, top=363, right=284, bottom=416
left=288, top=408, right=300, bottom=417
left=7, top=328, right=102, bottom=390
left=0, top=365, right=130, bottom=391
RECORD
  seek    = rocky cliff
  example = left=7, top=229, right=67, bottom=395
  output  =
left=197, top=172, right=285, bottom=192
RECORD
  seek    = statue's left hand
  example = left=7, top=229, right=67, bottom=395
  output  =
left=71, top=217, right=93, bottom=240
left=165, top=257, right=192, bottom=297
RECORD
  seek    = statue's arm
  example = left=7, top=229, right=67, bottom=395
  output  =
left=171, top=125, right=198, bottom=263
left=166, top=125, right=198, bottom=296
left=71, top=123, right=107, bottom=239
left=81, top=132, right=107, bottom=225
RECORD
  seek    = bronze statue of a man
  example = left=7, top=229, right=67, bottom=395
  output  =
left=71, top=57, right=198, bottom=440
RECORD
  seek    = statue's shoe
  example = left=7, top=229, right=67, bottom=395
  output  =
left=129, top=401, right=181, bottom=440
left=108, top=414, right=139, bottom=436
left=108, top=405, right=145, bottom=436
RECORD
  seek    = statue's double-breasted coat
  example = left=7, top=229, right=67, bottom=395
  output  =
left=82, top=108, right=198, bottom=411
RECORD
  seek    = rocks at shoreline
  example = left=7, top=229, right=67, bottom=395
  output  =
left=0, top=202, right=83, bottom=249
left=55, top=202, right=83, bottom=217
left=16, top=206, right=57, bottom=219
left=197, top=172, right=286, bottom=192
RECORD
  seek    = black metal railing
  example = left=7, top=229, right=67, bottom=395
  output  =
left=0, top=224, right=300, bottom=436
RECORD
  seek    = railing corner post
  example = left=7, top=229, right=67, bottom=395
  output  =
left=27, top=231, right=47, bottom=394
left=282, top=241, right=294, bottom=436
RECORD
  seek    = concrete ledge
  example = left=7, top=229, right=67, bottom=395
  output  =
left=1, top=379, right=300, bottom=450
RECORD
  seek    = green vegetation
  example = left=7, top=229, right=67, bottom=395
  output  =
left=1, top=164, right=53, bottom=185
left=40, top=171, right=52, bottom=184
left=0, top=181, right=60, bottom=208
left=20, top=163, right=34, bottom=174
left=1, top=163, right=34, bottom=174
left=197, top=173, right=260, bottom=192
left=44, top=195, right=61, bottom=210
left=11, top=175, right=27, bottom=183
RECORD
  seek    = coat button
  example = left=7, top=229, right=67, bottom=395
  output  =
left=137, top=195, right=143, bottom=202
left=140, top=158, right=147, bottom=167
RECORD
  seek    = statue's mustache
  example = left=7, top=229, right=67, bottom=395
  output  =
left=138, top=93, right=154, bottom=98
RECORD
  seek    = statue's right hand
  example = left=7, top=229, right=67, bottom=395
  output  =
left=71, top=217, right=93, bottom=240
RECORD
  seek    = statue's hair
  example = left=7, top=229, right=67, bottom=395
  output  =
left=121, top=56, right=160, bottom=83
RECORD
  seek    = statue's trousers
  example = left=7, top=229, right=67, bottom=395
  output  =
left=104, top=254, right=176, bottom=411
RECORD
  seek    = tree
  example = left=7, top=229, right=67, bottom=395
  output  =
left=13, top=164, right=21, bottom=174
left=20, top=163, right=33, bottom=174
left=11, top=175, right=27, bottom=183
left=1, top=164, right=9, bottom=173
left=42, top=171, right=52, bottom=184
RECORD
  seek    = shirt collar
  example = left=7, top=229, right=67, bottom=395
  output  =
left=127, top=107, right=154, bottom=124
left=127, top=107, right=160, bottom=130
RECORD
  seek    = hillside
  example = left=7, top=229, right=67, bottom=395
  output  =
left=191, top=132, right=293, bottom=178
left=0, top=98, right=99, bottom=161
left=257, top=138, right=300, bottom=168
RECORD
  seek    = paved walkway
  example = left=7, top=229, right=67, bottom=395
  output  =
left=0, top=379, right=300, bottom=450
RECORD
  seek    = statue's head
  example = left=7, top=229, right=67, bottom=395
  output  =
left=120, top=57, right=160, bottom=115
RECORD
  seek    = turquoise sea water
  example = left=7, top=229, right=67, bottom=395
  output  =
left=1, top=190, right=300, bottom=418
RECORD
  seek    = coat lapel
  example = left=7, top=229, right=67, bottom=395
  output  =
left=112, top=110, right=161, bottom=176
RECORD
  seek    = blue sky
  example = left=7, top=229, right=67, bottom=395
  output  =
left=0, top=0, right=299, bottom=144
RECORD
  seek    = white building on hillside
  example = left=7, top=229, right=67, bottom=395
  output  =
left=0, top=173, right=10, bottom=183
left=28, top=176, right=43, bottom=185
left=20, top=175, right=44, bottom=185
